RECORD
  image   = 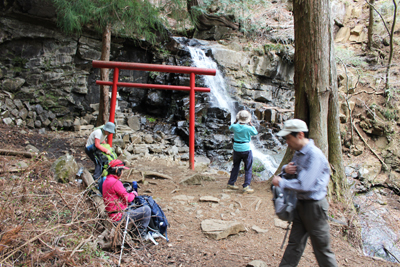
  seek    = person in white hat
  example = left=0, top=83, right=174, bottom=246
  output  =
left=227, top=110, right=258, bottom=194
left=272, top=119, right=337, bottom=267
left=85, top=122, right=115, bottom=180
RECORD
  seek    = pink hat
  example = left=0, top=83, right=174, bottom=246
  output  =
left=108, top=159, right=129, bottom=169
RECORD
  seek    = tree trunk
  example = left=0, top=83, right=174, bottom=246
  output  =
left=292, top=0, right=346, bottom=199
left=96, top=24, right=112, bottom=127
left=328, top=12, right=347, bottom=199
left=385, top=0, right=397, bottom=90
left=187, top=0, right=239, bottom=31
left=368, top=0, right=375, bottom=50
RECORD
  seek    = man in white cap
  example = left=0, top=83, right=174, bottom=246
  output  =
left=272, top=119, right=337, bottom=267
left=227, top=110, right=258, bottom=194
left=85, top=122, right=115, bottom=180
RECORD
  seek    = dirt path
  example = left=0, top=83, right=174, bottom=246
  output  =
left=0, top=124, right=398, bottom=266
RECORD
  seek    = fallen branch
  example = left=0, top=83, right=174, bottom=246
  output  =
left=352, top=90, right=385, bottom=96
left=0, top=149, right=36, bottom=158
left=0, top=218, right=99, bottom=264
left=0, top=225, right=23, bottom=253
left=383, top=245, right=400, bottom=263
left=69, top=235, right=93, bottom=259
left=56, top=190, right=73, bottom=211
left=255, top=199, right=262, bottom=211
left=352, top=122, right=389, bottom=170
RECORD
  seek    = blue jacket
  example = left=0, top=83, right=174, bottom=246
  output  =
left=229, top=123, right=258, bottom=152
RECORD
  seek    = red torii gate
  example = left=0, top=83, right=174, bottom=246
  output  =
left=92, top=60, right=216, bottom=170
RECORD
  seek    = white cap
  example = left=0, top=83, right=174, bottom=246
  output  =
left=236, top=110, right=251, bottom=124
left=277, top=119, right=308, bottom=137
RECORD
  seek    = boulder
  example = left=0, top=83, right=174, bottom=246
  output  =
left=335, top=27, right=350, bottom=43
left=194, top=156, right=211, bottom=172
left=127, top=115, right=141, bottom=131
left=180, top=173, right=216, bottom=185
left=2, top=78, right=25, bottom=92
left=201, top=219, right=245, bottom=240
left=50, top=154, right=78, bottom=183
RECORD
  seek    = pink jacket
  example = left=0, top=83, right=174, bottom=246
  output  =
left=102, top=174, right=135, bottom=221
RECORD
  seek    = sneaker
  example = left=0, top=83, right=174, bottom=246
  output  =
left=243, top=186, right=254, bottom=194
left=227, top=184, right=239, bottom=190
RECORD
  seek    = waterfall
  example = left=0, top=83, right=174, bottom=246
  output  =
left=188, top=46, right=280, bottom=178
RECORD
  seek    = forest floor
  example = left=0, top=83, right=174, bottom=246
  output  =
left=0, top=124, right=399, bottom=267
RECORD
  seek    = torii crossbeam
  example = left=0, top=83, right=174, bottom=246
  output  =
left=92, top=60, right=216, bottom=170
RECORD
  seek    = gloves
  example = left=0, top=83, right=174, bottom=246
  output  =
left=132, top=191, right=138, bottom=197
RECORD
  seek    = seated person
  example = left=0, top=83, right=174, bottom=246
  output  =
left=102, top=159, right=151, bottom=238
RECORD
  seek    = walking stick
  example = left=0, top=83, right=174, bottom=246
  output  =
left=280, top=221, right=291, bottom=249
left=118, top=216, right=130, bottom=266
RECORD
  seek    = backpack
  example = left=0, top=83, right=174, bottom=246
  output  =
left=272, top=185, right=297, bottom=222
left=134, top=195, right=169, bottom=242
left=94, top=143, right=117, bottom=175
left=272, top=185, right=297, bottom=249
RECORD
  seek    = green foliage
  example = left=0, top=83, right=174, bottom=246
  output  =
left=335, top=47, right=367, bottom=68
left=52, top=0, right=181, bottom=44
left=252, top=159, right=265, bottom=173
left=190, top=0, right=270, bottom=35
left=146, top=116, right=156, bottom=123
left=382, top=108, right=398, bottom=121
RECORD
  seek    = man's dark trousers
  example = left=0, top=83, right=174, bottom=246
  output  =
left=228, top=150, right=253, bottom=188
left=279, top=198, right=337, bottom=267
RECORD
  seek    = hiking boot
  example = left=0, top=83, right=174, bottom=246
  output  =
left=227, top=184, right=239, bottom=190
left=243, top=186, right=254, bottom=194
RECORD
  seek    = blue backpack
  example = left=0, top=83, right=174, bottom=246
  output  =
left=134, top=195, right=169, bottom=241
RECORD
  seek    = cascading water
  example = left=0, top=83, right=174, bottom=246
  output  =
left=188, top=46, right=280, bottom=178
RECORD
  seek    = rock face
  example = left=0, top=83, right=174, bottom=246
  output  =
left=1, top=0, right=296, bottom=171
left=201, top=219, right=245, bottom=240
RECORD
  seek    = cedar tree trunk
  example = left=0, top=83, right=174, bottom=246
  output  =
left=96, top=24, right=112, bottom=126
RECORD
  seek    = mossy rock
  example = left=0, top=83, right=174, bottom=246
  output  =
left=50, top=153, right=78, bottom=183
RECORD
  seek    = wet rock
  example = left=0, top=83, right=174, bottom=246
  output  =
left=201, top=219, right=245, bottom=240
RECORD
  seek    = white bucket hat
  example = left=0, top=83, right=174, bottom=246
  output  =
left=103, top=122, right=116, bottom=134
left=277, top=119, right=308, bottom=137
left=236, top=110, right=251, bottom=124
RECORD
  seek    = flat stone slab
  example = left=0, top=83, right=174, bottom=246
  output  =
left=252, top=225, right=268, bottom=233
left=201, top=219, right=245, bottom=240
left=199, top=196, right=220, bottom=203
left=274, top=218, right=291, bottom=229
left=246, top=260, right=268, bottom=267
left=171, top=195, right=195, bottom=201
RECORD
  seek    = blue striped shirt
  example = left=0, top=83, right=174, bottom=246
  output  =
left=279, top=139, right=330, bottom=201
left=229, top=123, right=258, bottom=152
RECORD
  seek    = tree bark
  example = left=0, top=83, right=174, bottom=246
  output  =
left=187, top=0, right=239, bottom=31
left=291, top=0, right=346, bottom=199
left=385, top=0, right=397, bottom=90
left=368, top=0, right=375, bottom=50
left=96, top=23, right=112, bottom=127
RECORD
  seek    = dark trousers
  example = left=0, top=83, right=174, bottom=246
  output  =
left=279, top=198, right=337, bottom=267
left=85, top=144, right=103, bottom=180
left=228, top=150, right=253, bottom=188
